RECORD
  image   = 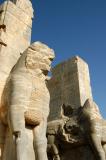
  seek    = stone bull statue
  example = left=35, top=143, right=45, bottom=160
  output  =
left=47, top=104, right=84, bottom=160
left=0, top=42, right=55, bottom=160
left=47, top=100, right=106, bottom=160
left=79, top=99, right=106, bottom=160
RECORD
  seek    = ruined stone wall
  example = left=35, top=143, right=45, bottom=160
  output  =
left=48, top=56, right=92, bottom=121
left=47, top=56, right=96, bottom=160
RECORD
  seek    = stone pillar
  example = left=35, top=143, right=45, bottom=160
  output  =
left=48, top=56, right=93, bottom=121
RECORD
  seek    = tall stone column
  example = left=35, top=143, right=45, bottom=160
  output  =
left=48, top=56, right=93, bottom=121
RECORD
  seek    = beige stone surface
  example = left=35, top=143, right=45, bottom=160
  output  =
left=48, top=56, right=92, bottom=121
left=47, top=57, right=106, bottom=160
left=0, top=1, right=103, bottom=160
left=0, top=0, right=33, bottom=101
left=0, top=0, right=33, bottom=159
left=0, top=42, right=55, bottom=160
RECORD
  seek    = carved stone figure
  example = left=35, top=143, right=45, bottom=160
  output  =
left=47, top=104, right=84, bottom=160
left=47, top=100, right=106, bottom=160
left=79, top=99, right=106, bottom=160
left=0, top=0, right=33, bottom=158
left=0, top=42, right=55, bottom=160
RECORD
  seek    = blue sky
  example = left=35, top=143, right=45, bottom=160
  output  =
left=31, top=0, right=106, bottom=117
left=0, top=0, right=106, bottom=117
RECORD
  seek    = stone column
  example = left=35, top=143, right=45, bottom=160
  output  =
left=48, top=56, right=93, bottom=121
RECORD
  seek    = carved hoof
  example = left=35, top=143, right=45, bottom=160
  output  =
left=53, top=154, right=60, bottom=160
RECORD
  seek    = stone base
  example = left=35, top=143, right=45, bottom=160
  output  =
left=60, top=145, right=95, bottom=160
left=48, top=145, right=95, bottom=160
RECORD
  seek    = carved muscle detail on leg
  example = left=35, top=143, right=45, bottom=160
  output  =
left=47, top=120, right=63, bottom=160
left=0, top=41, right=55, bottom=160
left=79, top=98, right=106, bottom=160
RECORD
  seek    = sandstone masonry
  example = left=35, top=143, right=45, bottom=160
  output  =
left=48, top=56, right=92, bottom=121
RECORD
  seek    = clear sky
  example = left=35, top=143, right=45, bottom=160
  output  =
left=0, top=0, right=106, bottom=117
left=31, top=0, right=106, bottom=118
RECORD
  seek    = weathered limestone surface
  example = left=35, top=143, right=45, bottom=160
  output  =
left=0, top=0, right=33, bottom=159
left=47, top=57, right=106, bottom=160
left=0, top=42, right=55, bottom=160
left=0, top=0, right=105, bottom=159
left=47, top=99, right=106, bottom=160
left=0, top=0, right=33, bottom=100
left=48, top=56, right=92, bottom=121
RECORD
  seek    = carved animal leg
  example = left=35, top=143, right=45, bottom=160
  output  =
left=47, top=135, right=60, bottom=160
left=15, top=130, right=28, bottom=160
left=52, top=144, right=60, bottom=160
left=88, top=133, right=105, bottom=160
left=33, top=119, right=48, bottom=160
left=14, top=128, right=35, bottom=160
left=102, top=144, right=106, bottom=159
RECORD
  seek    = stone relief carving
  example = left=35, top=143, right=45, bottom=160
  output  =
left=79, top=99, right=106, bottom=160
left=0, top=42, right=55, bottom=160
left=0, top=1, right=33, bottom=158
left=47, top=100, right=106, bottom=160
left=47, top=104, right=84, bottom=160
left=0, top=1, right=105, bottom=159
